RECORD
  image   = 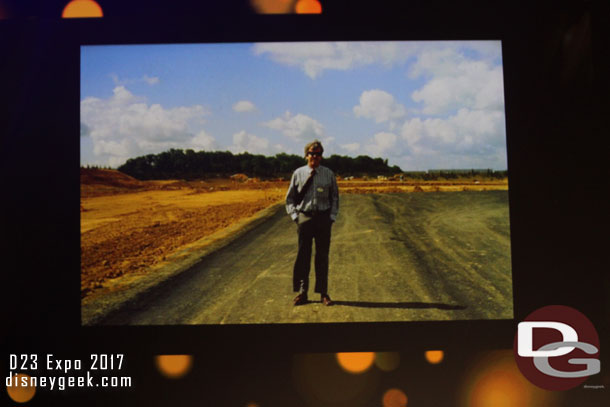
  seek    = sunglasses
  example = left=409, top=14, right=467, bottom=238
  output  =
left=307, top=152, right=322, bottom=157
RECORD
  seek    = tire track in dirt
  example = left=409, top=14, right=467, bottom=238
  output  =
left=374, top=192, right=512, bottom=319
left=93, top=192, right=513, bottom=325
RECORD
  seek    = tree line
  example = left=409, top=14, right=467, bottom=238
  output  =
left=402, top=169, right=508, bottom=180
left=116, top=149, right=403, bottom=180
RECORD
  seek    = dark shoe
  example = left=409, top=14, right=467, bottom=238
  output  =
left=293, top=293, right=308, bottom=306
left=321, top=294, right=334, bottom=306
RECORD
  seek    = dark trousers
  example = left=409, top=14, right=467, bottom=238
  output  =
left=293, top=211, right=332, bottom=294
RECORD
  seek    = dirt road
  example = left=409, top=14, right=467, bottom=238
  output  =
left=91, top=191, right=513, bottom=325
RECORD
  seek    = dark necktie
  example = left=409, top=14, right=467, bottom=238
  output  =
left=295, top=169, right=315, bottom=206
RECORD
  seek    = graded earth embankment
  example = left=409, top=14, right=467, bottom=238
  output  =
left=80, top=169, right=507, bottom=303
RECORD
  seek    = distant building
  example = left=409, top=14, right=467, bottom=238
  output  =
left=428, top=169, right=491, bottom=175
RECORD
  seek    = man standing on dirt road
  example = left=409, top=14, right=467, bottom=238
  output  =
left=286, top=140, right=339, bottom=306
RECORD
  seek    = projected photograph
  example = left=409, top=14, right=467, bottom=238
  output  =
left=80, top=41, right=512, bottom=325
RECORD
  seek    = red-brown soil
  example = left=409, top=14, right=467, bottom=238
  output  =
left=80, top=169, right=507, bottom=298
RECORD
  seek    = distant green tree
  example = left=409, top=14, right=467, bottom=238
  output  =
left=118, top=149, right=403, bottom=180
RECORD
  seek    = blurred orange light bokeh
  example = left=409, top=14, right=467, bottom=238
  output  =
left=250, top=0, right=294, bottom=14
left=336, top=352, right=375, bottom=373
left=461, top=351, right=558, bottom=407
left=296, top=0, right=322, bottom=14
left=470, top=372, right=531, bottom=407
left=62, top=0, right=103, bottom=18
left=155, top=355, right=193, bottom=379
left=6, top=373, right=36, bottom=403
left=383, top=388, right=408, bottom=407
left=425, top=350, right=444, bottom=364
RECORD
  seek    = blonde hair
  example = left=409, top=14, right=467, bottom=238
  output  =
left=304, top=140, right=324, bottom=156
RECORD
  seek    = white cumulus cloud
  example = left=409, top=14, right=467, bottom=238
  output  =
left=80, top=86, right=213, bottom=167
left=233, top=100, right=256, bottom=112
left=409, top=47, right=505, bottom=115
left=364, top=132, right=399, bottom=158
left=191, top=130, right=217, bottom=150
left=263, top=111, right=324, bottom=142
left=230, top=131, right=270, bottom=154
left=392, top=42, right=506, bottom=170
left=354, top=89, right=406, bottom=123
left=142, top=75, right=160, bottom=85
left=252, top=41, right=417, bottom=79
left=400, top=108, right=506, bottom=161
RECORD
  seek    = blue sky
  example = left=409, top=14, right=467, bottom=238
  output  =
left=81, top=41, right=507, bottom=171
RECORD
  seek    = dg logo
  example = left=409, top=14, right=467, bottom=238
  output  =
left=513, top=305, right=601, bottom=390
